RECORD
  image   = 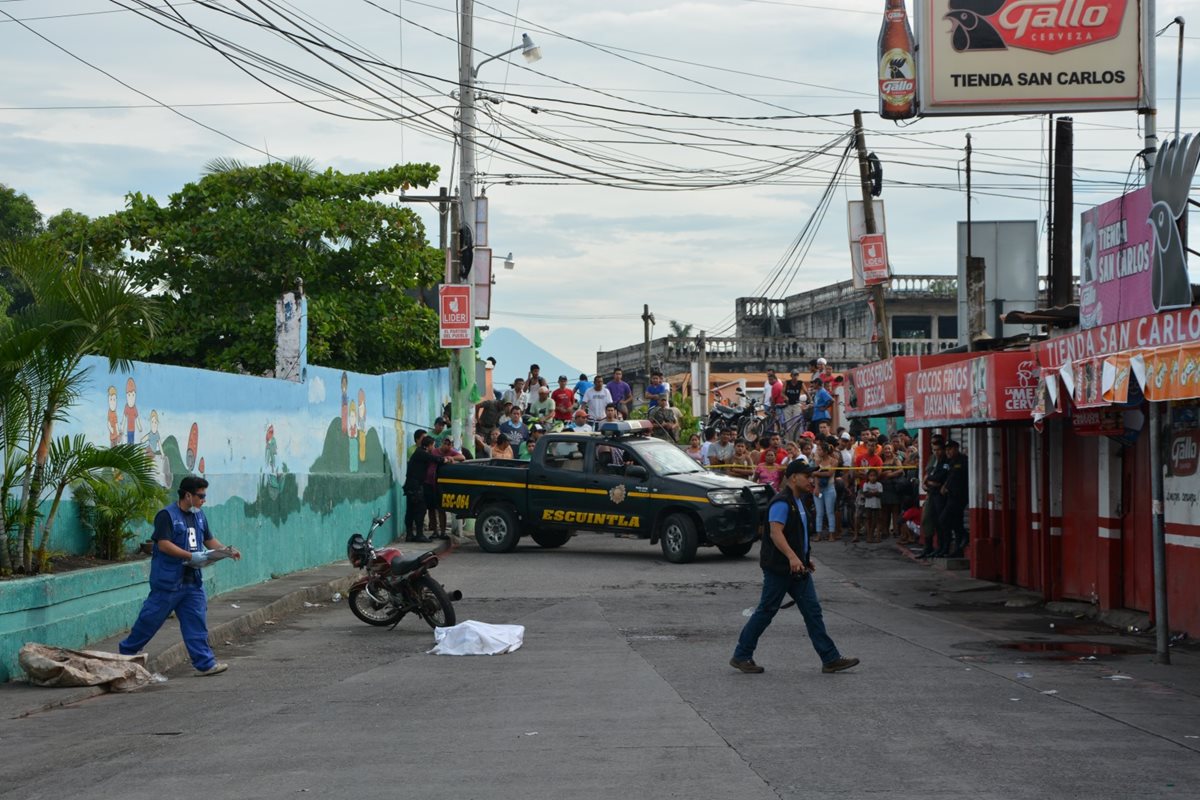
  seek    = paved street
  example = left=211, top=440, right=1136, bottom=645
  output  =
left=3, top=536, right=1199, bottom=800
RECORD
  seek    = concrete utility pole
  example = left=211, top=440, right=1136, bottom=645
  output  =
left=453, top=0, right=478, bottom=453
left=642, top=304, right=655, bottom=378
left=1143, top=0, right=1169, bottom=666
left=1051, top=118, right=1074, bottom=309
left=853, top=109, right=891, bottom=361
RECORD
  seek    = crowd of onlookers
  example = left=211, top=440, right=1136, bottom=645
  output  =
left=404, top=361, right=969, bottom=557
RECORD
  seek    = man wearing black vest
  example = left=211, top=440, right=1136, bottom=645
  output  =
left=730, top=460, right=859, bottom=675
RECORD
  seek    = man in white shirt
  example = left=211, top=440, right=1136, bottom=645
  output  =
left=501, top=378, right=530, bottom=413
left=582, top=376, right=613, bottom=422
left=568, top=409, right=593, bottom=433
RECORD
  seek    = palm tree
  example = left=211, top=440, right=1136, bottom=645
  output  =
left=668, top=320, right=694, bottom=338
left=35, top=436, right=157, bottom=568
left=0, top=239, right=159, bottom=573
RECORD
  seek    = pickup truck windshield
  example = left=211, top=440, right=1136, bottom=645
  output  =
left=636, top=439, right=706, bottom=476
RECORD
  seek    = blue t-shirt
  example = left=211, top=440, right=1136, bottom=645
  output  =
left=768, top=497, right=808, bottom=560
left=574, top=380, right=591, bottom=402
left=645, top=382, right=668, bottom=408
left=812, top=388, right=833, bottom=421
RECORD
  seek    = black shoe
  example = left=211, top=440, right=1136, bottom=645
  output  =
left=822, top=656, right=860, bottom=674
left=404, top=533, right=416, bottom=543
left=412, top=535, right=432, bottom=543
left=729, top=657, right=764, bottom=674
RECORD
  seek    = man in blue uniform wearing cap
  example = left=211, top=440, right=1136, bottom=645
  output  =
left=730, top=459, right=859, bottom=675
left=119, top=476, right=241, bottom=676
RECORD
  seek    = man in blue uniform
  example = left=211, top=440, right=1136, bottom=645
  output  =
left=119, top=477, right=240, bottom=676
left=730, top=460, right=859, bottom=675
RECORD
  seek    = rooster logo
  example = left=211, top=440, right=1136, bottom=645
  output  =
left=888, top=57, right=908, bottom=79
left=945, top=0, right=1007, bottom=52
left=1148, top=134, right=1200, bottom=312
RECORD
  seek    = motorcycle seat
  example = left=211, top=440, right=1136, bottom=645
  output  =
left=711, top=405, right=739, bottom=418
left=390, top=553, right=429, bottom=574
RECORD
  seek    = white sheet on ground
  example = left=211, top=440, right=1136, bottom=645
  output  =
left=427, top=620, right=525, bottom=656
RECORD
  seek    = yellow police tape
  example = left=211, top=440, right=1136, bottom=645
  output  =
left=703, top=463, right=919, bottom=472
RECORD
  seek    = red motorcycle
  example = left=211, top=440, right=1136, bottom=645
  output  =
left=346, top=513, right=460, bottom=628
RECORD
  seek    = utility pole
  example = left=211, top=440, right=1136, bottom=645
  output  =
left=698, top=330, right=708, bottom=417
left=1051, top=118, right=1074, bottom=309
left=965, top=133, right=986, bottom=349
left=1143, top=0, right=1170, bottom=666
left=853, top=109, right=891, bottom=361
left=453, top=0, right=478, bottom=452
left=641, top=304, right=655, bottom=379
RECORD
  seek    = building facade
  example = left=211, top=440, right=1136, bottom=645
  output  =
left=596, top=274, right=959, bottom=383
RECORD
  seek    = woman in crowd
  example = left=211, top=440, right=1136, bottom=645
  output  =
left=685, top=433, right=705, bottom=464
left=490, top=430, right=514, bottom=459
left=813, top=438, right=840, bottom=541
left=879, top=442, right=905, bottom=540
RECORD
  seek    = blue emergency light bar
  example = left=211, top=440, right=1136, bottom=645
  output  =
left=597, top=419, right=653, bottom=436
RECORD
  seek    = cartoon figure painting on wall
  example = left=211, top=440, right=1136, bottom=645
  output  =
left=106, top=386, right=120, bottom=447
left=142, top=409, right=172, bottom=487
left=347, top=399, right=359, bottom=473
left=265, top=424, right=278, bottom=473
left=123, top=378, right=142, bottom=444
left=340, top=372, right=349, bottom=434
left=186, top=422, right=199, bottom=472
left=357, top=389, right=367, bottom=463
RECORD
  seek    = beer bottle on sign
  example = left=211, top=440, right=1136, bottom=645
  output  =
left=878, top=0, right=917, bottom=120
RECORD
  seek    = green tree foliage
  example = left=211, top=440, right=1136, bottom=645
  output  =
left=0, top=183, right=42, bottom=241
left=86, top=160, right=444, bottom=375
left=0, top=183, right=45, bottom=319
left=73, top=470, right=167, bottom=561
left=668, top=320, right=694, bottom=338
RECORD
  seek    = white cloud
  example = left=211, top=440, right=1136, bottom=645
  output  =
left=4, top=0, right=1198, bottom=372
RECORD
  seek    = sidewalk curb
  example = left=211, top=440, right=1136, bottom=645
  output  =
left=148, top=573, right=357, bottom=676
left=9, top=572, right=354, bottom=719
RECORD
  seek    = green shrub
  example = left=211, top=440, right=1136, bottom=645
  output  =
left=73, top=473, right=167, bottom=561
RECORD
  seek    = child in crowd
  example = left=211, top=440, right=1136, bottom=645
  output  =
left=753, top=448, right=783, bottom=492
left=729, top=439, right=755, bottom=479
left=899, top=499, right=922, bottom=546
left=860, top=469, right=884, bottom=543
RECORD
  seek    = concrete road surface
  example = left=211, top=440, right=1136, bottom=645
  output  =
left=3, top=535, right=1199, bottom=800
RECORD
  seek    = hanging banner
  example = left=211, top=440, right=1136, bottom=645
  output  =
left=1071, top=407, right=1127, bottom=436
left=1034, top=307, right=1200, bottom=370
left=1032, top=367, right=1062, bottom=423
left=1138, top=342, right=1200, bottom=402
left=858, top=233, right=891, bottom=285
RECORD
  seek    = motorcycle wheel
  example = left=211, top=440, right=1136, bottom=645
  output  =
left=412, top=575, right=457, bottom=628
left=348, top=584, right=404, bottom=627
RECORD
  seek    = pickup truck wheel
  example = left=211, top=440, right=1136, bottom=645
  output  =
left=476, top=504, right=520, bottom=553
left=530, top=529, right=571, bottom=548
left=717, top=542, right=755, bottom=558
left=660, top=513, right=699, bottom=564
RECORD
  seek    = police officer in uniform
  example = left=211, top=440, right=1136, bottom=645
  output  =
left=119, top=476, right=240, bottom=676
left=730, top=460, right=860, bottom=675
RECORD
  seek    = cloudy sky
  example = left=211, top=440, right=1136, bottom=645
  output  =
left=2, top=0, right=1198, bottom=372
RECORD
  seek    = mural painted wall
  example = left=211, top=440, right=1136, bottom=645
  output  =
left=53, top=357, right=449, bottom=565
left=2, top=356, right=448, bottom=681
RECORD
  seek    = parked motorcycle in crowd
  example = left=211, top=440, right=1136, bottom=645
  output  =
left=346, top=513, right=460, bottom=629
left=705, top=388, right=760, bottom=440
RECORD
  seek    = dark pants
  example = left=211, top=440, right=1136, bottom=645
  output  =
left=403, top=488, right=426, bottom=538
left=119, top=583, right=216, bottom=671
left=733, top=569, right=841, bottom=666
left=937, top=499, right=967, bottom=555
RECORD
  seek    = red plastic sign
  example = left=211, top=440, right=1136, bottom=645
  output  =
left=858, top=233, right=890, bottom=286
left=439, top=285, right=472, bottom=349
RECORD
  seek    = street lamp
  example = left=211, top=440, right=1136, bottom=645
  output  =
left=452, top=0, right=542, bottom=450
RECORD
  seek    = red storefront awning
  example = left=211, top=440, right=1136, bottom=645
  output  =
left=844, top=353, right=973, bottom=418
left=903, top=351, right=1038, bottom=429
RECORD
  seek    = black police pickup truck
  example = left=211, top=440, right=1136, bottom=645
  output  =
left=437, top=420, right=770, bottom=563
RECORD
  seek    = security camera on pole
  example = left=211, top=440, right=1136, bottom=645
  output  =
left=452, top=0, right=541, bottom=451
